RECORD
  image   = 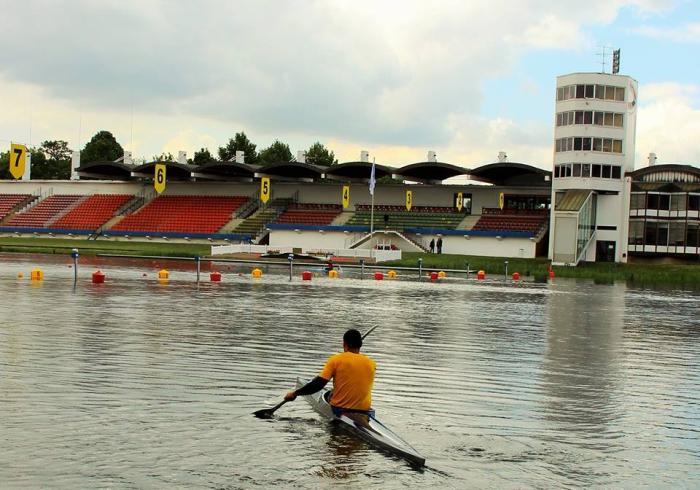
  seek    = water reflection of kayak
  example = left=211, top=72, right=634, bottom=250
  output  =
left=296, top=377, right=426, bottom=467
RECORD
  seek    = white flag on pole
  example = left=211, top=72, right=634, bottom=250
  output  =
left=369, top=160, right=376, bottom=195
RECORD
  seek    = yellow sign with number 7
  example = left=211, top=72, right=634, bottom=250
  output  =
left=9, top=143, right=27, bottom=180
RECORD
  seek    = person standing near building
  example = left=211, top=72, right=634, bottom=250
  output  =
left=429, top=238, right=435, bottom=253
left=436, top=237, right=443, bottom=254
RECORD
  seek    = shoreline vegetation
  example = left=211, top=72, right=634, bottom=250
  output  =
left=1, top=237, right=699, bottom=287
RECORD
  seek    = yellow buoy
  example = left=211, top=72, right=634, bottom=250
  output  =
left=387, top=270, right=397, bottom=279
left=158, top=269, right=169, bottom=280
left=30, top=268, right=44, bottom=281
left=252, top=268, right=263, bottom=278
left=438, top=271, right=446, bottom=278
left=328, top=269, right=338, bottom=278
left=17, top=272, right=24, bottom=279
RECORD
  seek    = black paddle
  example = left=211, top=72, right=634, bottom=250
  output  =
left=253, top=325, right=378, bottom=419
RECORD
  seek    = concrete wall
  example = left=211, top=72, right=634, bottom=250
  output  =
left=439, top=235, right=536, bottom=258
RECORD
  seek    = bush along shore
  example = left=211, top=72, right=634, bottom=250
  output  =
left=387, top=252, right=700, bottom=288
left=1, top=238, right=699, bottom=287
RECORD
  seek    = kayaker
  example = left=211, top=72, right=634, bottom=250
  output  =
left=285, top=329, right=376, bottom=415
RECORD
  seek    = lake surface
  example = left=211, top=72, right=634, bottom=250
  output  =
left=1, top=253, right=698, bottom=489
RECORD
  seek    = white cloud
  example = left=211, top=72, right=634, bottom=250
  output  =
left=632, top=22, right=700, bottom=43
left=0, top=0, right=684, bottom=168
left=636, top=82, right=700, bottom=166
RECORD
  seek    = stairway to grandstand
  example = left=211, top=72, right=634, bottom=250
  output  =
left=472, top=208, right=549, bottom=234
left=4, top=195, right=84, bottom=228
left=274, top=203, right=342, bottom=226
left=53, top=194, right=133, bottom=230
left=233, top=198, right=292, bottom=238
left=0, top=194, right=36, bottom=222
left=110, top=195, right=248, bottom=234
left=346, top=205, right=465, bottom=230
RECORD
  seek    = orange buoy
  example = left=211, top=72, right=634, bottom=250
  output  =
left=512, top=272, right=520, bottom=281
left=210, top=271, right=222, bottom=282
left=92, top=270, right=105, bottom=284
left=387, top=270, right=397, bottom=279
left=302, top=271, right=312, bottom=281
left=438, top=271, right=446, bottom=278
left=374, top=271, right=384, bottom=280
left=158, top=269, right=169, bottom=280
left=31, top=268, right=44, bottom=281
left=477, top=270, right=486, bottom=280
left=328, top=269, right=338, bottom=279
left=252, top=268, right=263, bottom=278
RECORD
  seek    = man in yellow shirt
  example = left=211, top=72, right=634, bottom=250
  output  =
left=285, top=329, right=376, bottom=415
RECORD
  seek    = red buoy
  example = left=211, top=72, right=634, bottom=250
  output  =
left=477, top=270, right=486, bottom=280
left=549, top=270, right=555, bottom=279
left=374, top=271, right=384, bottom=280
left=210, top=271, right=222, bottom=282
left=512, top=272, right=520, bottom=281
left=302, top=271, right=312, bottom=281
left=92, top=270, right=105, bottom=284
left=430, top=271, right=438, bottom=281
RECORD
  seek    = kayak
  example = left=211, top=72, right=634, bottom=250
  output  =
left=295, top=378, right=426, bottom=467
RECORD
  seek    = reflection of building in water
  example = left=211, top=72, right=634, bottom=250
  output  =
left=542, top=281, right=625, bottom=435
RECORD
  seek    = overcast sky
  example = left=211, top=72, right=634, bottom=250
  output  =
left=1, top=0, right=698, bottom=169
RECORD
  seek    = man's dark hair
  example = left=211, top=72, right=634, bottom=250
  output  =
left=343, top=329, right=363, bottom=349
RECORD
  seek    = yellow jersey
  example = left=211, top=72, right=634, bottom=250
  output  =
left=319, top=351, right=376, bottom=411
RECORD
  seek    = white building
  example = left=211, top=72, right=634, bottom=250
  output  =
left=549, top=72, right=639, bottom=264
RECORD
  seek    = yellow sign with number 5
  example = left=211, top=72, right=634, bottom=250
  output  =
left=154, top=164, right=166, bottom=194
left=260, top=177, right=270, bottom=203
left=9, top=143, right=27, bottom=180
left=406, top=190, right=412, bottom=211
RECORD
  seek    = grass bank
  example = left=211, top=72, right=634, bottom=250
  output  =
left=0, top=237, right=210, bottom=258
left=386, top=252, right=700, bottom=287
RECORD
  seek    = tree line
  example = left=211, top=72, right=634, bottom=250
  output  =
left=2, top=130, right=339, bottom=180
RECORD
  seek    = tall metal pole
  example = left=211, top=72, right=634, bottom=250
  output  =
left=288, top=254, right=293, bottom=281
left=71, top=248, right=79, bottom=285
left=196, top=256, right=201, bottom=283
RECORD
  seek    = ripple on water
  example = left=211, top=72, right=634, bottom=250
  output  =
left=0, top=254, right=699, bottom=488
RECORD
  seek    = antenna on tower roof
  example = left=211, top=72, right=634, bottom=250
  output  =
left=596, top=45, right=612, bottom=73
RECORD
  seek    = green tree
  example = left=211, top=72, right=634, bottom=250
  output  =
left=81, top=130, right=124, bottom=163
left=31, top=142, right=70, bottom=179
left=305, top=141, right=338, bottom=166
left=258, top=140, right=293, bottom=167
left=152, top=152, right=175, bottom=162
left=190, top=148, right=214, bottom=165
left=218, top=131, right=258, bottom=164
left=33, top=140, right=71, bottom=179
left=0, top=151, right=10, bottom=179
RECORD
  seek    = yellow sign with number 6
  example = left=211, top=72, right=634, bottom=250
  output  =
left=154, top=164, right=166, bottom=194
left=9, top=143, right=27, bottom=180
left=406, top=190, right=412, bottom=211
left=260, top=177, right=270, bottom=203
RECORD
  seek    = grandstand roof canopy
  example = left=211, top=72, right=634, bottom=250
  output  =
left=132, top=161, right=195, bottom=181
left=324, top=161, right=394, bottom=181
left=192, top=161, right=259, bottom=180
left=469, top=162, right=551, bottom=186
left=76, top=161, right=134, bottom=180
left=258, top=162, right=325, bottom=180
left=396, top=162, right=469, bottom=183
left=629, top=164, right=700, bottom=182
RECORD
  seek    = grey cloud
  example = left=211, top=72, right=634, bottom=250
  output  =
left=0, top=0, right=637, bottom=147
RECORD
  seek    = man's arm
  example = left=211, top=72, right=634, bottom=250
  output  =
left=284, top=376, right=329, bottom=401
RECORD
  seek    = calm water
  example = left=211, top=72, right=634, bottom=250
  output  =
left=1, top=253, right=698, bottom=489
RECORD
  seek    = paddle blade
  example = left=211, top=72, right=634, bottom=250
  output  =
left=252, top=408, right=275, bottom=419
left=253, top=399, right=287, bottom=419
